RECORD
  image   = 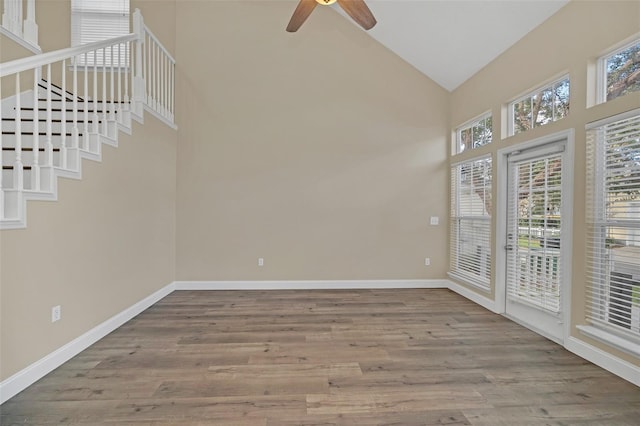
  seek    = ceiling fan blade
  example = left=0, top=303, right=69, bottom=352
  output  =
left=286, top=0, right=318, bottom=32
left=337, top=0, right=377, bottom=30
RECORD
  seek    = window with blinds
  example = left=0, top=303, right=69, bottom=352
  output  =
left=586, top=112, right=640, bottom=343
left=450, top=156, right=492, bottom=290
left=71, top=0, right=130, bottom=66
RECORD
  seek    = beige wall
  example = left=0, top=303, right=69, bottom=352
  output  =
left=175, top=0, right=450, bottom=281
left=450, top=0, right=640, bottom=365
left=0, top=0, right=178, bottom=381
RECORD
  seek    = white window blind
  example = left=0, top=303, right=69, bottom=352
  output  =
left=450, top=157, right=492, bottom=289
left=506, top=149, right=563, bottom=313
left=586, top=112, right=640, bottom=342
left=71, top=0, right=130, bottom=66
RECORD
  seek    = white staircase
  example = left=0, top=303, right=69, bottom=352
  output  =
left=0, top=9, right=176, bottom=229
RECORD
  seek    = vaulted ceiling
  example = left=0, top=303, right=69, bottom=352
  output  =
left=333, top=0, right=569, bottom=91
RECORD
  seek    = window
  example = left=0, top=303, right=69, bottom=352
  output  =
left=509, top=76, right=569, bottom=136
left=598, top=38, right=640, bottom=103
left=71, top=0, right=130, bottom=66
left=585, top=112, right=640, bottom=350
left=450, top=156, right=492, bottom=289
left=455, top=113, right=492, bottom=154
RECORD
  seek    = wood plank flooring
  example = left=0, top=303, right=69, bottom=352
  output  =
left=2, top=289, right=639, bottom=425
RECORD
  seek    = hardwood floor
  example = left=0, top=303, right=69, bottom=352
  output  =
left=2, top=289, right=639, bottom=425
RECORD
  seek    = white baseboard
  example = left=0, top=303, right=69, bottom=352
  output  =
left=565, top=336, right=640, bottom=387
left=446, top=279, right=499, bottom=313
left=174, top=279, right=449, bottom=291
left=2, top=278, right=638, bottom=405
left=0, top=283, right=175, bottom=404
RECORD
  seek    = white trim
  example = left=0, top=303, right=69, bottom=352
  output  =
left=506, top=73, right=570, bottom=137
left=450, top=152, right=492, bottom=168
left=143, top=104, right=177, bottom=130
left=447, top=271, right=491, bottom=293
left=505, top=312, right=563, bottom=345
left=495, top=129, right=575, bottom=345
left=565, top=336, right=640, bottom=387
left=596, top=35, right=640, bottom=105
left=446, top=279, right=499, bottom=313
left=453, top=110, right=493, bottom=155
left=174, top=279, right=448, bottom=291
left=0, top=283, right=175, bottom=404
left=0, top=25, right=41, bottom=54
left=585, top=107, right=640, bottom=130
left=3, top=278, right=639, bottom=405
left=577, top=325, right=640, bottom=358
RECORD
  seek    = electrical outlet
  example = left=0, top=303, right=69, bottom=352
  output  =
left=424, top=258, right=431, bottom=266
left=51, top=305, right=61, bottom=323
left=258, top=257, right=264, bottom=267
left=430, top=216, right=439, bottom=226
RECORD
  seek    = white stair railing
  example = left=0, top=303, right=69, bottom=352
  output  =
left=0, top=9, right=175, bottom=227
left=140, top=16, right=176, bottom=125
left=1, top=0, right=39, bottom=50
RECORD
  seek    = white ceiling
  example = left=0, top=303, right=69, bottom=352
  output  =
left=334, top=0, right=569, bottom=91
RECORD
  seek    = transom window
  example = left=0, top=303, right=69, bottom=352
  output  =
left=455, top=113, right=492, bottom=154
left=508, top=76, right=570, bottom=136
left=598, top=38, right=640, bottom=104
left=449, top=156, right=492, bottom=290
left=585, top=111, right=640, bottom=351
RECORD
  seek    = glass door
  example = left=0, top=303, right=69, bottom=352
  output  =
left=505, top=141, right=568, bottom=343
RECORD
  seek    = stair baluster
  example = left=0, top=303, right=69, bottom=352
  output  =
left=83, top=53, right=88, bottom=151
left=72, top=57, right=79, bottom=152
left=60, top=60, right=67, bottom=170
left=117, top=43, right=122, bottom=125
left=92, top=50, right=97, bottom=135
left=31, top=66, right=39, bottom=190
left=110, top=45, right=115, bottom=122
left=102, top=48, right=107, bottom=135
left=12, top=72, right=23, bottom=191
left=45, top=64, right=53, bottom=173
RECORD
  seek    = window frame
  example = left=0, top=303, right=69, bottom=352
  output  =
left=454, top=112, right=493, bottom=155
left=507, top=75, right=570, bottom=137
left=581, top=109, right=640, bottom=357
left=449, top=155, right=493, bottom=291
left=596, top=37, right=640, bottom=105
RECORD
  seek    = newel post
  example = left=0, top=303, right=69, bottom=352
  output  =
left=132, top=8, right=145, bottom=117
left=23, top=0, right=39, bottom=48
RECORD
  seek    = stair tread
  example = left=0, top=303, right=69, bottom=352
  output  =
left=2, top=147, right=62, bottom=151
left=37, top=99, right=130, bottom=104
left=2, top=131, right=75, bottom=136
left=2, top=118, right=103, bottom=123
left=22, top=107, right=119, bottom=112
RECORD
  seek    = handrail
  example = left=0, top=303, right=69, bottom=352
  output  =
left=0, top=33, right=137, bottom=77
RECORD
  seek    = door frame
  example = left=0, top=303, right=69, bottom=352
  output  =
left=495, top=129, right=575, bottom=344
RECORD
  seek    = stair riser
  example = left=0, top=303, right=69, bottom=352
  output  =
left=1, top=134, right=71, bottom=149
left=1, top=165, right=58, bottom=193
left=2, top=150, right=63, bottom=168
left=4, top=108, right=125, bottom=123
left=2, top=120, right=92, bottom=134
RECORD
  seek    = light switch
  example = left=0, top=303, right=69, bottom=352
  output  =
left=430, top=216, right=439, bottom=226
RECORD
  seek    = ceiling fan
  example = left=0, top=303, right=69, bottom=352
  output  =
left=286, top=0, right=377, bottom=32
